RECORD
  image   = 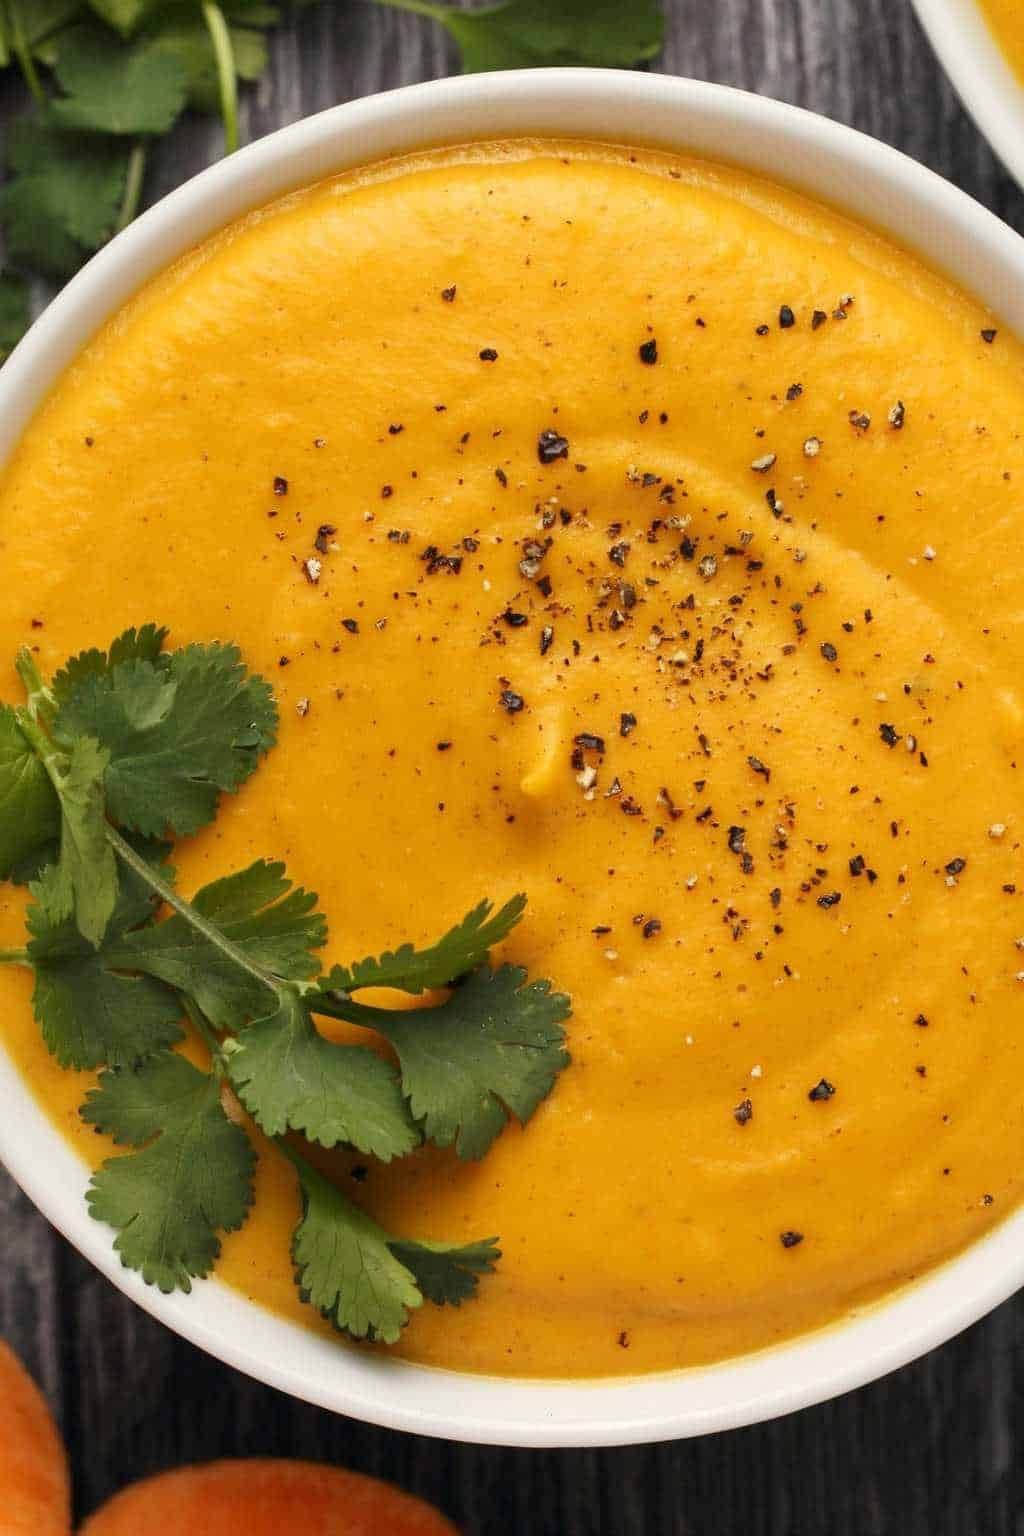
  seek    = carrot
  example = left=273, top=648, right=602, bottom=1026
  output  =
left=0, top=1339, right=70, bottom=1535
left=79, top=1459, right=459, bottom=1535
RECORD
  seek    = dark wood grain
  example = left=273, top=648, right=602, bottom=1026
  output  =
left=2, top=2, right=1023, bottom=1530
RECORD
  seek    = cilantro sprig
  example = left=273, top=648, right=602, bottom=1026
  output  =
left=0, top=0, right=664, bottom=360
left=0, top=625, right=571, bottom=1341
left=378, top=0, right=664, bottom=73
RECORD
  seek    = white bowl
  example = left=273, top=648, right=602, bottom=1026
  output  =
left=2, top=69, right=1023, bottom=1448
left=912, top=0, right=1024, bottom=186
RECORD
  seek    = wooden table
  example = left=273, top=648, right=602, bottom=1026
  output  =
left=2, top=3, right=1021, bottom=1529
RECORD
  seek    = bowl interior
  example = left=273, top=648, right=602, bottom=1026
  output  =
left=1, top=68, right=1023, bottom=1447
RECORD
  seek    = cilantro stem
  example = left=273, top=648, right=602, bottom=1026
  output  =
left=182, top=996, right=229, bottom=1078
left=116, top=144, right=147, bottom=235
left=103, top=822, right=279, bottom=1004
left=2, top=0, right=45, bottom=106
left=13, top=708, right=65, bottom=792
left=201, top=0, right=239, bottom=156
left=15, top=649, right=54, bottom=722
left=309, top=990, right=398, bottom=1030
left=0, top=947, right=30, bottom=967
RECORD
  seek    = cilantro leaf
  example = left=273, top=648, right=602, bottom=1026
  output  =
left=0, top=705, right=60, bottom=881
left=367, top=963, right=571, bottom=1160
left=390, top=1235, right=500, bottom=1306
left=0, top=119, right=130, bottom=277
left=48, top=735, right=120, bottom=948
left=52, top=624, right=169, bottom=702
left=382, top=0, right=664, bottom=72
left=288, top=1152, right=499, bottom=1341
left=119, top=859, right=326, bottom=1029
left=83, top=1049, right=255, bottom=1292
left=320, top=894, right=526, bottom=997
left=86, top=0, right=153, bottom=35
left=0, top=272, right=29, bottom=359
left=145, top=13, right=268, bottom=114
left=53, top=641, right=277, bottom=838
left=27, top=856, right=183, bottom=1068
left=288, top=1153, right=423, bottom=1343
left=226, top=988, right=419, bottom=1161
left=50, top=24, right=189, bottom=136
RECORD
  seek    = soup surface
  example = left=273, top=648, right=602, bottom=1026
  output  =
left=980, top=0, right=1024, bottom=80
left=1, top=141, right=1022, bottom=1379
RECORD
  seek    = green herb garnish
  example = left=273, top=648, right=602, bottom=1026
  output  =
left=0, top=625, right=571, bottom=1340
left=378, top=0, right=664, bottom=73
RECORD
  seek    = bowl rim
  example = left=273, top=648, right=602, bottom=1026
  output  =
left=1, top=66, right=1023, bottom=1449
left=910, top=0, right=1024, bottom=187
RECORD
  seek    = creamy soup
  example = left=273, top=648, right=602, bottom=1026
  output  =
left=980, top=0, right=1024, bottom=79
left=1, top=141, right=1022, bottom=1379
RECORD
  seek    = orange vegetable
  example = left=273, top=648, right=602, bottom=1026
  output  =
left=79, top=1459, right=458, bottom=1535
left=0, top=1339, right=70, bottom=1535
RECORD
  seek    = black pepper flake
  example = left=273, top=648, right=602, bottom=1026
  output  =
left=642, top=917, right=662, bottom=939
left=314, top=523, right=337, bottom=554
left=849, top=854, right=866, bottom=877
left=441, top=285, right=456, bottom=302
left=821, top=642, right=838, bottom=662
left=727, top=825, right=746, bottom=855
left=780, top=1230, right=804, bottom=1249
left=574, top=731, right=606, bottom=753
left=734, top=1099, right=754, bottom=1126
left=499, top=689, right=525, bottom=714
left=945, top=857, right=967, bottom=876
left=495, top=466, right=508, bottom=487
left=770, top=887, right=782, bottom=909
left=779, top=304, right=796, bottom=328
left=540, top=625, right=554, bottom=656
left=786, top=382, right=803, bottom=401
left=608, top=541, right=630, bottom=568
left=422, top=546, right=463, bottom=575
left=817, top=891, right=842, bottom=909
left=638, top=338, right=659, bottom=365
left=538, top=429, right=569, bottom=464
left=273, top=475, right=288, bottom=496
left=747, top=754, right=770, bottom=782
left=620, top=711, right=637, bottom=738
left=479, top=347, right=499, bottom=361
left=808, top=1079, right=835, bottom=1102
left=381, top=484, right=393, bottom=499
left=888, top=401, right=905, bottom=430
left=981, top=328, right=997, bottom=344
left=811, top=309, right=827, bottom=330
left=620, top=796, right=643, bottom=816
left=755, top=323, right=770, bottom=336
left=341, top=618, right=359, bottom=634
left=503, top=611, right=528, bottom=628
left=879, top=722, right=901, bottom=748
left=915, top=1013, right=929, bottom=1028
left=436, top=740, right=452, bottom=751
left=387, top=529, right=410, bottom=544
left=388, top=423, right=404, bottom=435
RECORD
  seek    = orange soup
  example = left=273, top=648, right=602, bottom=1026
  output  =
left=979, top=0, right=1024, bottom=80
left=1, top=141, right=1022, bottom=1378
